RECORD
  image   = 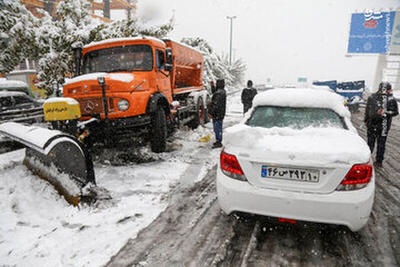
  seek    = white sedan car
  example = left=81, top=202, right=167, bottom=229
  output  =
left=217, top=88, right=374, bottom=231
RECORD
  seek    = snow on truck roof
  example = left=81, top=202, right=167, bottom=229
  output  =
left=84, top=37, right=204, bottom=55
left=84, top=36, right=166, bottom=49
left=253, top=88, right=350, bottom=118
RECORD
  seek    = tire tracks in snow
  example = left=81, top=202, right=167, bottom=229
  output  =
left=352, top=109, right=400, bottom=266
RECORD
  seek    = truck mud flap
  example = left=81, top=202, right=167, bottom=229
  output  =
left=0, top=122, right=99, bottom=206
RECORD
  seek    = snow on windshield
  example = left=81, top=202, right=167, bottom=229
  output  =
left=246, top=106, right=345, bottom=129
left=252, top=88, right=350, bottom=118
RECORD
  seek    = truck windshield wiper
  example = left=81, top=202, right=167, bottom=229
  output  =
left=107, top=69, right=129, bottom=73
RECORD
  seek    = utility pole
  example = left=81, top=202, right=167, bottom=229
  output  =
left=127, top=0, right=132, bottom=20
left=104, top=0, right=110, bottom=19
left=226, top=16, right=237, bottom=65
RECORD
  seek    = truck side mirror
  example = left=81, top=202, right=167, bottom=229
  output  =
left=165, top=48, right=173, bottom=72
left=165, top=48, right=173, bottom=65
left=164, top=63, right=172, bottom=72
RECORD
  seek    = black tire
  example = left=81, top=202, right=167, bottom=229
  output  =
left=190, top=96, right=205, bottom=129
left=151, top=106, right=167, bottom=153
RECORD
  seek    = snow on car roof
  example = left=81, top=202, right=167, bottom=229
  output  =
left=253, top=88, right=350, bottom=118
left=0, top=79, right=28, bottom=88
left=0, top=91, right=27, bottom=97
left=84, top=36, right=166, bottom=49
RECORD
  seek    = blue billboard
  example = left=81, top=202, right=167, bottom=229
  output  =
left=347, top=11, right=395, bottom=54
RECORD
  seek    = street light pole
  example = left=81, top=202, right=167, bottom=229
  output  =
left=226, top=16, right=237, bottom=65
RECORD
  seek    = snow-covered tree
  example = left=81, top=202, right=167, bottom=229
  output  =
left=181, top=37, right=246, bottom=89
left=0, top=0, right=175, bottom=96
left=0, top=0, right=39, bottom=73
left=36, top=0, right=102, bottom=94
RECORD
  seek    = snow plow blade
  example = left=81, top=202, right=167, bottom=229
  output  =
left=0, top=122, right=95, bottom=206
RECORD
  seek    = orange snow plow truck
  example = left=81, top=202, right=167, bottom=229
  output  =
left=50, top=37, right=210, bottom=152
left=0, top=37, right=210, bottom=206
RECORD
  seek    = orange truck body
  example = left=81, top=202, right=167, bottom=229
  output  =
left=63, top=37, right=205, bottom=121
left=60, top=37, right=209, bottom=151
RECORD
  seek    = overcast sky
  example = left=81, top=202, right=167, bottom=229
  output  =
left=129, top=0, right=400, bottom=88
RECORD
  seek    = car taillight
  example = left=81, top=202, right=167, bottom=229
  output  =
left=278, top=218, right=297, bottom=224
left=336, top=163, right=373, bottom=191
left=220, top=149, right=247, bottom=181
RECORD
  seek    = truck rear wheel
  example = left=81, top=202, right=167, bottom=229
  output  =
left=151, top=106, right=167, bottom=153
left=190, top=96, right=205, bottom=129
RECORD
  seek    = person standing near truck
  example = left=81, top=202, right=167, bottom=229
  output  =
left=209, top=79, right=226, bottom=149
left=241, top=80, right=257, bottom=114
left=364, top=82, right=399, bottom=167
left=210, top=80, right=216, bottom=94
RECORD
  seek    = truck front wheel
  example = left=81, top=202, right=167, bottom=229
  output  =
left=151, top=106, right=167, bottom=153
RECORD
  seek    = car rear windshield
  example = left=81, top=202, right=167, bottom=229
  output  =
left=82, top=44, right=153, bottom=74
left=246, top=106, right=346, bottom=129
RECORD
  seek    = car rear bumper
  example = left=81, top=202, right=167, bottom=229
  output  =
left=216, top=168, right=375, bottom=232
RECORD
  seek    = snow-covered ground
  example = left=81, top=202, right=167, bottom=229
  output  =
left=0, top=90, right=243, bottom=266
left=394, top=90, right=400, bottom=101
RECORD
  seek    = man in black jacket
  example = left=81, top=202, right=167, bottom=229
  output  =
left=241, top=80, right=257, bottom=114
left=209, top=79, right=226, bottom=148
left=364, top=82, right=399, bottom=167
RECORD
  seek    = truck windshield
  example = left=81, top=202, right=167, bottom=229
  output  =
left=82, top=44, right=153, bottom=73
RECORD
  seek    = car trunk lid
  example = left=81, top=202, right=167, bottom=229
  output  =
left=224, top=125, right=370, bottom=194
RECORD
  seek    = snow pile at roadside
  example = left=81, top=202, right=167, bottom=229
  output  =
left=224, top=124, right=370, bottom=165
left=0, top=151, right=189, bottom=267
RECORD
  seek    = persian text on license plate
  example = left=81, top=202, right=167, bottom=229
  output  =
left=261, top=165, right=319, bottom=182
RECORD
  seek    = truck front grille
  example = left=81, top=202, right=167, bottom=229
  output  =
left=78, top=98, right=115, bottom=115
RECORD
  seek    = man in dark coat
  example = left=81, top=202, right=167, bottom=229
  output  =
left=210, top=80, right=216, bottom=94
left=209, top=79, right=227, bottom=148
left=364, top=82, right=399, bottom=167
left=241, top=80, right=257, bottom=114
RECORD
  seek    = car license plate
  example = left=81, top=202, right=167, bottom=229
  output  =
left=261, top=165, right=319, bottom=182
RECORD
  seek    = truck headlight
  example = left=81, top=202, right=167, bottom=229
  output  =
left=117, top=99, right=129, bottom=111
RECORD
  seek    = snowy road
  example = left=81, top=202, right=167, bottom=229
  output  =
left=0, top=91, right=242, bottom=266
left=107, top=108, right=400, bottom=267
left=1, top=92, right=399, bottom=266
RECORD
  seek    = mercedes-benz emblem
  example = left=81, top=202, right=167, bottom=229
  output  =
left=84, top=100, right=95, bottom=113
